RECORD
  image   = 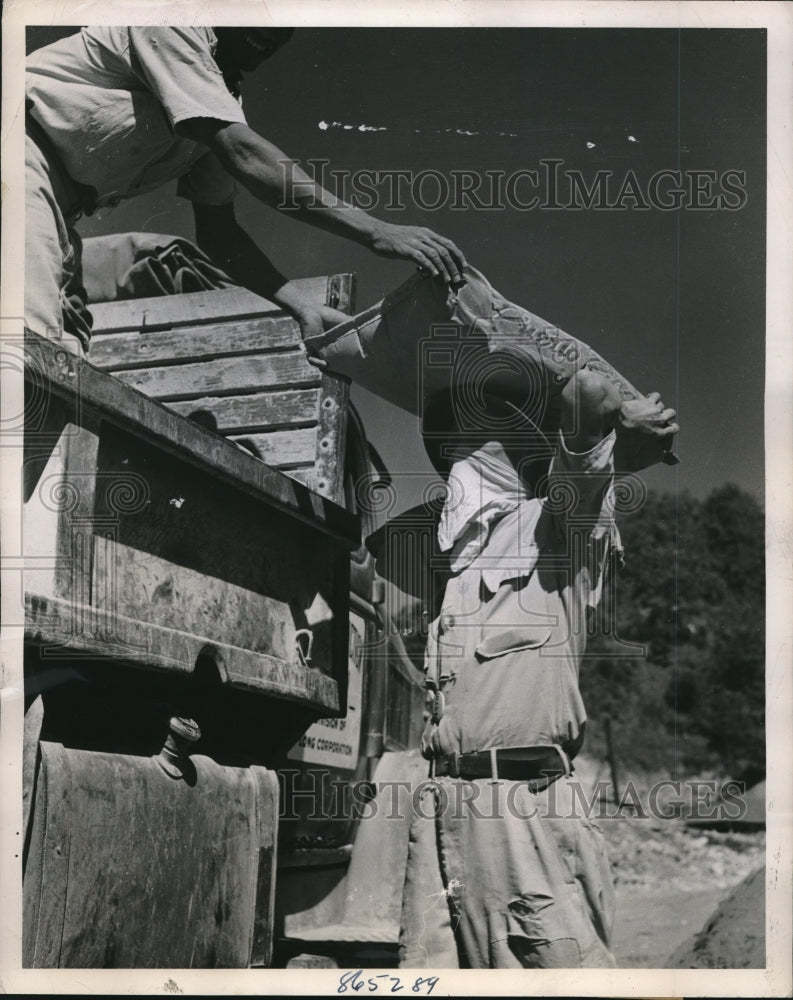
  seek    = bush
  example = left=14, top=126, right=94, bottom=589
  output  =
left=580, top=484, right=764, bottom=781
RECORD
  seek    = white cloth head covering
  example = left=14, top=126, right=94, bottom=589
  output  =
left=437, top=441, right=528, bottom=571
left=437, top=432, right=623, bottom=597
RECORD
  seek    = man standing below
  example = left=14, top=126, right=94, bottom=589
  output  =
left=398, top=366, right=679, bottom=968
left=25, top=26, right=466, bottom=354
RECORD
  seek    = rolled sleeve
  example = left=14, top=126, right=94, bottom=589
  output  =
left=549, top=429, right=616, bottom=518
left=549, top=430, right=622, bottom=606
left=128, top=27, right=247, bottom=129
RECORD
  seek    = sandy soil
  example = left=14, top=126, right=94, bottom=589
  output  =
left=669, top=865, right=765, bottom=968
left=597, top=814, right=765, bottom=968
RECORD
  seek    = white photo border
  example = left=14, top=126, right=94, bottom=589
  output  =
left=1, top=1, right=791, bottom=995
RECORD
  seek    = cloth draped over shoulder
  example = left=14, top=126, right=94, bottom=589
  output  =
left=419, top=429, right=623, bottom=757
left=437, top=434, right=623, bottom=602
left=437, top=441, right=529, bottom=571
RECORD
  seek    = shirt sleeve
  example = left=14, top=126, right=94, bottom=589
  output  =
left=548, top=429, right=622, bottom=607
left=549, top=429, right=616, bottom=521
left=128, top=27, right=248, bottom=129
left=176, top=150, right=237, bottom=205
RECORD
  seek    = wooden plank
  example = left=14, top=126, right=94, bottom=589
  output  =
left=55, top=421, right=101, bottom=603
left=24, top=593, right=341, bottom=711
left=24, top=430, right=71, bottom=603
left=23, top=418, right=100, bottom=604
left=227, top=427, right=317, bottom=467
left=92, top=537, right=300, bottom=664
left=48, top=747, right=269, bottom=967
left=92, top=423, right=342, bottom=684
left=22, top=698, right=45, bottom=859
left=167, top=388, right=321, bottom=433
left=314, top=374, right=350, bottom=503
left=250, top=768, right=280, bottom=967
left=286, top=467, right=314, bottom=489
left=114, top=352, right=320, bottom=401
left=23, top=742, right=73, bottom=967
left=89, top=277, right=336, bottom=333
left=24, top=334, right=360, bottom=544
left=89, top=314, right=302, bottom=371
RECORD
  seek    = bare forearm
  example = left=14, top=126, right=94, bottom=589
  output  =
left=560, top=369, right=622, bottom=453
left=193, top=202, right=350, bottom=339
left=206, top=124, right=378, bottom=242
left=179, top=119, right=466, bottom=282
left=560, top=369, right=678, bottom=473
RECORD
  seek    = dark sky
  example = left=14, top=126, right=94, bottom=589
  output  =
left=29, top=26, right=767, bottom=507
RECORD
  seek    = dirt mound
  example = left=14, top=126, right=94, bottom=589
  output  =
left=668, top=864, right=765, bottom=968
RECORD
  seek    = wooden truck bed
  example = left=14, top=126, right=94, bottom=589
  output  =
left=87, top=274, right=355, bottom=503
left=22, top=277, right=361, bottom=968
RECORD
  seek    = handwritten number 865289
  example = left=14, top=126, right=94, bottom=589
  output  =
left=337, top=970, right=440, bottom=995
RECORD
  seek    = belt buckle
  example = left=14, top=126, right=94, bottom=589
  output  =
left=551, top=742, right=572, bottom=778
left=489, top=747, right=499, bottom=783
left=448, top=751, right=461, bottom=778
left=525, top=744, right=572, bottom=793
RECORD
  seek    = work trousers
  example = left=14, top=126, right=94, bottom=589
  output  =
left=25, top=130, right=90, bottom=355
left=399, top=775, right=616, bottom=969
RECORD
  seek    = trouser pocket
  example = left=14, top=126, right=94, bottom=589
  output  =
left=491, top=881, right=613, bottom=968
left=502, top=890, right=582, bottom=968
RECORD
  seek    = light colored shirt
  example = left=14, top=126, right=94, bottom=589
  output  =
left=422, top=430, right=621, bottom=757
left=437, top=440, right=529, bottom=568
left=26, top=27, right=247, bottom=208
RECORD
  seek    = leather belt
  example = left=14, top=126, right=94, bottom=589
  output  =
left=430, top=744, right=572, bottom=783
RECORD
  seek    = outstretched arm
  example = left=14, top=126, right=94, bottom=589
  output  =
left=193, top=201, right=348, bottom=338
left=180, top=119, right=466, bottom=284
left=560, top=369, right=678, bottom=472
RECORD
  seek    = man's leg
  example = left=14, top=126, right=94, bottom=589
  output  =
left=25, top=134, right=85, bottom=357
left=398, top=782, right=459, bottom=968
left=434, top=776, right=616, bottom=968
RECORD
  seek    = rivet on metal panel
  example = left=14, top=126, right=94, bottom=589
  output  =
left=156, top=716, right=201, bottom=779
left=53, top=349, right=76, bottom=382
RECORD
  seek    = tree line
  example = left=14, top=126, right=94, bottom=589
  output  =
left=581, top=484, right=765, bottom=784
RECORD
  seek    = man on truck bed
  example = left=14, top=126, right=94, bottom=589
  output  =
left=25, top=26, right=466, bottom=354
left=399, top=366, right=679, bottom=968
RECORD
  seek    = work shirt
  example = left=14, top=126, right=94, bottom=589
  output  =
left=421, top=431, right=621, bottom=758
left=26, top=27, right=247, bottom=209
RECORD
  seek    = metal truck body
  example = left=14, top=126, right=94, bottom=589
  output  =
left=21, top=276, right=426, bottom=968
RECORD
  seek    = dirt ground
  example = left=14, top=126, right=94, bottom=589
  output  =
left=668, top=865, right=765, bottom=968
left=597, top=814, right=765, bottom=967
